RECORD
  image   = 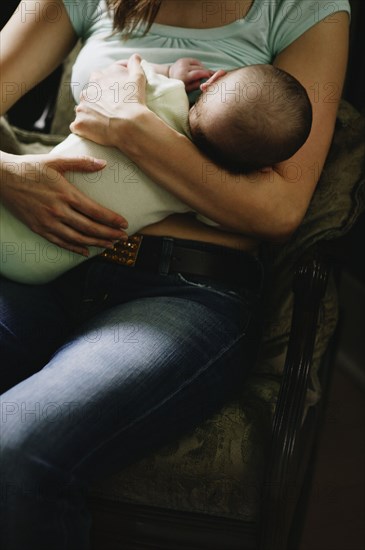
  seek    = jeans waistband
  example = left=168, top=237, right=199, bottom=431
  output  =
left=99, top=234, right=263, bottom=293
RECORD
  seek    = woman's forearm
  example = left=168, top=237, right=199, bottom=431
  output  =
left=115, top=109, right=306, bottom=241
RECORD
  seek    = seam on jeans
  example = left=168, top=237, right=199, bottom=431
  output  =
left=70, top=330, right=246, bottom=473
left=175, top=272, right=244, bottom=302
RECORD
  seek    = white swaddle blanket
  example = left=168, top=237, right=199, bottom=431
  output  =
left=0, top=63, right=192, bottom=284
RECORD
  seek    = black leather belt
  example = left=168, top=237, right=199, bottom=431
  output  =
left=99, top=234, right=263, bottom=291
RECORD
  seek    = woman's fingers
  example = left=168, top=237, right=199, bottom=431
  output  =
left=48, top=155, right=107, bottom=172
left=29, top=187, right=129, bottom=254
left=43, top=214, right=126, bottom=254
left=127, top=52, right=142, bottom=69
left=1, top=153, right=129, bottom=255
left=127, top=53, right=147, bottom=104
left=67, top=187, right=129, bottom=235
left=29, top=162, right=129, bottom=250
left=46, top=156, right=128, bottom=230
left=70, top=54, right=148, bottom=145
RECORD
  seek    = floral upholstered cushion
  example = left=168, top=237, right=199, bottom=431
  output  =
left=91, top=375, right=279, bottom=522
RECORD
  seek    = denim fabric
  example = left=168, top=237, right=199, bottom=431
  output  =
left=0, top=240, right=265, bottom=550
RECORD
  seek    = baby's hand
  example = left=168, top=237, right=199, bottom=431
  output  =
left=169, top=58, right=214, bottom=92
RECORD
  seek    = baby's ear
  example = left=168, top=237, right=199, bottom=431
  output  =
left=200, top=70, right=227, bottom=91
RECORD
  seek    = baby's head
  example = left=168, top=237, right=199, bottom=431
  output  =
left=188, top=64, right=312, bottom=173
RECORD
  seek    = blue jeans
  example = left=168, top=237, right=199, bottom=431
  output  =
left=0, top=239, right=265, bottom=549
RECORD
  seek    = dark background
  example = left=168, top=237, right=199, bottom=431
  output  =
left=344, top=0, right=365, bottom=117
left=342, top=0, right=365, bottom=283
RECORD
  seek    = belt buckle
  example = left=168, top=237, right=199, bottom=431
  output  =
left=99, top=235, right=143, bottom=267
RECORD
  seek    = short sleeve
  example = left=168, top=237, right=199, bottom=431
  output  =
left=63, top=0, right=101, bottom=38
left=269, top=0, right=351, bottom=58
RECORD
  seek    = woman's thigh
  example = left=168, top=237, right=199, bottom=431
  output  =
left=1, top=261, right=263, bottom=549
left=1, top=281, right=259, bottom=481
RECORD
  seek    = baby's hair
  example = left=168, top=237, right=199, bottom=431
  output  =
left=191, top=64, right=313, bottom=174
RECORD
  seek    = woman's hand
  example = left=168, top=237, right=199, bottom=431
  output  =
left=70, top=54, right=148, bottom=148
left=1, top=152, right=128, bottom=256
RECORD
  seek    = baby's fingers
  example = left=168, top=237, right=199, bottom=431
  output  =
left=187, top=69, right=215, bottom=81
left=184, top=70, right=215, bottom=92
left=115, top=59, right=129, bottom=67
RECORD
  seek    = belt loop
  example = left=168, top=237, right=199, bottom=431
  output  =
left=159, top=237, right=174, bottom=275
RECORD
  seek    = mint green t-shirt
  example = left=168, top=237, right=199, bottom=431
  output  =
left=63, top=0, right=351, bottom=102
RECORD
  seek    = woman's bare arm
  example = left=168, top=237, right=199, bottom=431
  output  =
left=71, top=12, right=350, bottom=242
left=271, top=10, right=350, bottom=235
left=1, top=0, right=78, bottom=115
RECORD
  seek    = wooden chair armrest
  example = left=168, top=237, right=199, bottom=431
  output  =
left=259, top=247, right=331, bottom=550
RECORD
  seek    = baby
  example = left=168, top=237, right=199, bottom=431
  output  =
left=0, top=59, right=312, bottom=284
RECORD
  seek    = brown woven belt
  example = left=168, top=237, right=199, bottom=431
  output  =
left=99, top=234, right=263, bottom=291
